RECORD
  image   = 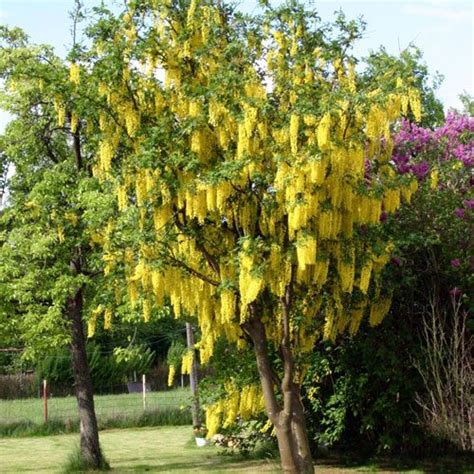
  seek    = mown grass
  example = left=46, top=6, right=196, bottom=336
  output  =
left=1, top=425, right=472, bottom=473
left=0, top=389, right=191, bottom=437
left=0, top=426, right=281, bottom=473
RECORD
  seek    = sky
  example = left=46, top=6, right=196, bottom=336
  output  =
left=0, top=0, right=472, bottom=132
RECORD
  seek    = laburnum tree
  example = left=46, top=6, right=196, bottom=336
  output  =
left=74, top=1, right=423, bottom=472
left=0, top=25, right=110, bottom=469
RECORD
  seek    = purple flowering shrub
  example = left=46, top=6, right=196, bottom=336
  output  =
left=389, top=112, right=473, bottom=310
left=393, top=113, right=473, bottom=176
left=389, top=113, right=473, bottom=451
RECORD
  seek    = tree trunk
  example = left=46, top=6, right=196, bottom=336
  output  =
left=244, top=313, right=314, bottom=474
left=186, top=322, right=201, bottom=427
left=290, top=386, right=314, bottom=473
left=67, top=288, right=105, bottom=470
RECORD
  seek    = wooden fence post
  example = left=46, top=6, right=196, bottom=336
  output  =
left=43, top=379, right=48, bottom=424
left=142, top=374, right=146, bottom=411
left=186, top=322, right=201, bottom=427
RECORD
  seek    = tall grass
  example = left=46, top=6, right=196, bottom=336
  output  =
left=0, top=408, right=191, bottom=437
left=61, top=445, right=110, bottom=473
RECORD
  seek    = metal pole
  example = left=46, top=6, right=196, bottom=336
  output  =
left=142, top=374, right=146, bottom=411
left=43, top=379, right=48, bottom=424
left=186, top=322, right=201, bottom=427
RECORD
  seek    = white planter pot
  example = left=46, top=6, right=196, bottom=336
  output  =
left=195, top=436, right=208, bottom=447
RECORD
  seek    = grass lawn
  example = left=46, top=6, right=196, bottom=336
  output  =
left=0, top=426, right=281, bottom=473
left=1, top=426, right=472, bottom=473
left=0, top=389, right=190, bottom=425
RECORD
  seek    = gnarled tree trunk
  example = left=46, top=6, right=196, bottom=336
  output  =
left=67, top=287, right=105, bottom=470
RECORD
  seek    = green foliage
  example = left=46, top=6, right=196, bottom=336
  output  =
left=215, top=420, right=278, bottom=460
left=35, top=342, right=155, bottom=389
left=113, top=345, right=154, bottom=379
left=303, top=316, right=425, bottom=454
left=364, top=46, right=444, bottom=127
left=458, top=92, right=474, bottom=116
left=0, top=23, right=109, bottom=359
left=166, top=340, right=186, bottom=369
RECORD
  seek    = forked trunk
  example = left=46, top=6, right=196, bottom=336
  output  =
left=68, top=288, right=105, bottom=470
left=244, top=313, right=314, bottom=474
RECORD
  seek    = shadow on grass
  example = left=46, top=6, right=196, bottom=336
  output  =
left=107, top=440, right=280, bottom=473
left=315, top=451, right=474, bottom=473
left=108, top=459, right=280, bottom=473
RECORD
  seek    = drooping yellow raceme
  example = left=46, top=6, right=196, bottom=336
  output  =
left=181, top=350, right=194, bottom=375
left=204, top=383, right=264, bottom=437
left=167, top=365, right=176, bottom=387
left=69, top=63, right=80, bottom=85
left=53, top=95, right=66, bottom=128
left=87, top=305, right=104, bottom=338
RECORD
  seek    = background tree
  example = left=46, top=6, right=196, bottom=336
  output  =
left=363, top=45, right=444, bottom=128
left=0, top=25, right=110, bottom=470
left=79, top=1, right=424, bottom=472
left=458, top=91, right=474, bottom=116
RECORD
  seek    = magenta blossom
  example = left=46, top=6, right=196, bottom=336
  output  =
left=463, top=199, right=474, bottom=209
left=393, top=112, right=474, bottom=180
left=450, top=258, right=461, bottom=268
left=455, top=208, right=465, bottom=218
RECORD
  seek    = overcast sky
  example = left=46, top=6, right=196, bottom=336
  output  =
left=0, top=0, right=472, bottom=132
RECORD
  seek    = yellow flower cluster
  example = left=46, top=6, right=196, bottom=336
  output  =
left=239, top=242, right=263, bottom=317
left=369, top=297, right=392, bottom=326
left=69, top=63, right=80, bottom=85
left=64, top=212, right=78, bottom=227
left=167, top=365, right=176, bottom=387
left=296, top=235, right=317, bottom=269
left=98, top=140, right=114, bottom=173
left=317, top=112, right=331, bottom=150
left=220, top=289, right=236, bottom=324
left=205, top=383, right=265, bottom=438
left=53, top=96, right=66, bottom=128
left=289, top=114, right=299, bottom=154
left=104, top=308, right=112, bottom=330
left=181, top=350, right=194, bottom=375
left=383, top=189, right=401, bottom=214
left=117, top=184, right=128, bottom=211
left=358, top=260, right=373, bottom=294
left=57, top=225, right=65, bottom=243
left=87, top=305, right=104, bottom=338
left=70, top=112, right=78, bottom=134
left=348, top=302, right=367, bottom=335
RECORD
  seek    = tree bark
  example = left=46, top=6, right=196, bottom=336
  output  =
left=67, top=287, right=105, bottom=470
left=244, top=311, right=314, bottom=474
left=186, top=322, right=201, bottom=427
left=291, top=385, right=314, bottom=473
